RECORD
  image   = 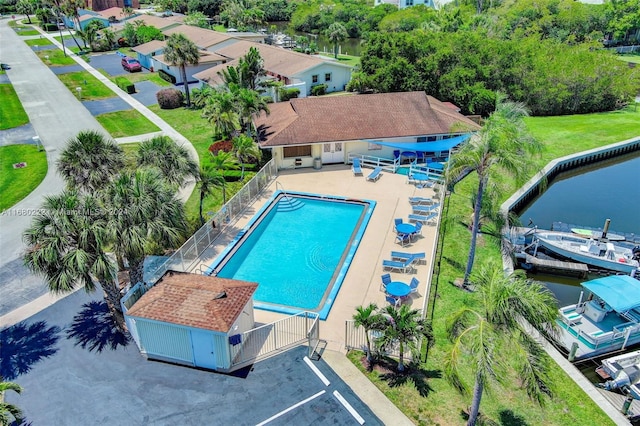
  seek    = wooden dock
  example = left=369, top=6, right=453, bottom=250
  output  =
left=597, top=388, right=638, bottom=423
left=524, top=254, right=589, bottom=278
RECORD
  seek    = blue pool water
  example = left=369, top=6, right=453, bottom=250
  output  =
left=209, top=192, right=374, bottom=319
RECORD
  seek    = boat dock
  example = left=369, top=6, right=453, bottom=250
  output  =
left=523, top=254, right=589, bottom=278
left=597, top=388, right=639, bottom=423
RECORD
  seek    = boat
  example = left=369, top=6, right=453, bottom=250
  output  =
left=571, top=228, right=625, bottom=242
left=556, top=275, right=640, bottom=360
left=533, top=230, right=640, bottom=274
left=596, top=349, right=640, bottom=399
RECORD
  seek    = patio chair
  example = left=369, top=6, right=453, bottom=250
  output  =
left=410, top=222, right=423, bottom=241
left=417, top=180, right=435, bottom=189
left=412, top=203, right=440, bottom=214
left=391, top=251, right=412, bottom=261
left=380, top=273, right=392, bottom=291
left=351, top=157, right=363, bottom=176
left=382, top=259, right=414, bottom=273
left=408, top=196, right=433, bottom=205
left=393, top=150, right=400, bottom=161
left=394, top=218, right=403, bottom=231
left=386, top=295, right=400, bottom=307
left=409, top=277, right=420, bottom=295
left=395, top=233, right=412, bottom=247
left=408, top=212, right=437, bottom=225
left=366, top=166, right=383, bottom=182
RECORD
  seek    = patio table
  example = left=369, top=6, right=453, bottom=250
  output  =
left=396, top=223, right=416, bottom=235
left=386, top=282, right=411, bottom=298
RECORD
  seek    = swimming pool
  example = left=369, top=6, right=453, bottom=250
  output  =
left=208, top=191, right=375, bottom=319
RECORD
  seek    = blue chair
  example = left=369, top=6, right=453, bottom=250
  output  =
left=410, top=222, right=423, bottom=241
left=366, top=166, right=383, bottom=182
left=393, top=150, right=400, bottom=161
left=394, top=218, right=403, bottom=231
left=409, top=277, right=420, bottom=294
left=352, top=157, right=363, bottom=176
left=395, top=233, right=411, bottom=247
left=386, top=295, right=400, bottom=307
left=380, top=273, right=392, bottom=291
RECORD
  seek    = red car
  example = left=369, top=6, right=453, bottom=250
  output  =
left=121, top=57, right=142, bottom=72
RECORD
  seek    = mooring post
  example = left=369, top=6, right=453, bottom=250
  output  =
left=568, top=342, right=579, bottom=362
left=623, top=394, right=634, bottom=415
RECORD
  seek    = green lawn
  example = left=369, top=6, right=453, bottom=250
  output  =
left=15, top=28, right=40, bottom=36
left=58, top=71, right=115, bottom=100
left=344, top=107, right=640, bottom=425
left=24, top=38, right=56, bottom=47
left=618, top=53, right=640, bottom=64
left=0, top=145, right=48, bottom=211
left=118, top=72, right=173, bottom=87
left=96, top=110, right=160, bottom=138
left=35, top=49, right=76, bottom=66
left=0, top=85, right=30, bottom=130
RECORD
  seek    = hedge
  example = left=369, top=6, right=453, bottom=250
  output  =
left=115, top=77, right=135, bottom=94
left=159, top=69, right=176, bottom=84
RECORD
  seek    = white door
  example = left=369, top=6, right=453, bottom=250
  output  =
left=191, top=329, right=217, bottom=370
left=322, top=142, right=344, bottom=164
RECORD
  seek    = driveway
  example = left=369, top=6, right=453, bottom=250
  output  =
left=2, top=289, right=381, bottom=425
left=89, top=52, right=151, bottom=77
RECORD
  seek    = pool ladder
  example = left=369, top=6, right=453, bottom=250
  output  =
left=275, top=181, right=304, bottom=212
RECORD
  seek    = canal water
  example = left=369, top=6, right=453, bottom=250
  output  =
left=517, top=152, right=640, bottom=306
left=268, top=22, right=364, bottom=56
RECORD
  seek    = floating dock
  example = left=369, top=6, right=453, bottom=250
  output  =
left=596, top=388, right=639, bottom=423
left=523, top=254, right=589, bottom=278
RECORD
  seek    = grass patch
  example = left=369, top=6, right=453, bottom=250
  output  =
left=24, top=38, right=56, bottom=47
left=117, top=72, right=173, bottom=87
left=0, top=85, right=30, bottom=130
left=15, top=28, right=40, bottom=36
left=95, top=110, right=160, bottom=138
left=0, top=145, right=48, bottom=211
left=58, top=71, right=115, bottom=100
left=35, top=49, right=76, bottom=66
left=618, top=53, right=640, bottom=64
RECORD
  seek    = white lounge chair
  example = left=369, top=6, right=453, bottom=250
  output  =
left=352, top=158, right=363, bottom=176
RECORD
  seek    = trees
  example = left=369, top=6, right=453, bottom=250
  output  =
left=57, top=130, right=124, bottom=193
left=0, top=380, right=23, bottom=426
left=232, top=134, right=261, bottom=179
left=16, top=0, right=34, bottom=24
left=137, top=135, right=199, bottom=188
left=202, top=90, right=241, bottom=139
left=197, top=166, right=221, bottom=226
left=444, top=263, right=558, bottom=426
left=376, top=305, right=434, bottom=372
left=103, top=169, right=188, bottom=286
left=208, top=151, right=239, bottom=205
left=326, top=22, right=348, bottom=59
left=23, top=191, right=122, bottom=312
left=352, top=303, right=384, bottom=369
left=164, top=33, right=200, bottom=107
left=447, top=94, right=540, bottom=285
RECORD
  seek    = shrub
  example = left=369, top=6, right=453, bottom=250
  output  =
left=156, top=88, right=184, bottom=109
left=159, top=69, right=176, bottom=84
left=310, top=84, right=327, bottom=96
left=115, top=77, right=135, bottom=94
left=279, top=87, right=300, bottom=101
left=43, top=23, right=58, bottom=31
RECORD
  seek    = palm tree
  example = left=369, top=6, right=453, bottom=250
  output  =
left=232, top=134, right=261, bottom=179
left=164, top=33, right=200, bottom=107
left=202, top=91, right=241, bottom=140
left=103, top=168, right=188, bottom=286
left=197, top=165, right=220, bottom=226
left=353, top=303, right=384, bottom=370
left=234, top=86, right=270, bottom=136
left=444, top=263, right=558, bottom=426
left=376, top=304, right=434, bottom=372
left=0, top=380, right=23, bottom=426
left=446, top=94, right=541, bottom=285
left=238, top=46, right=266, bottom=91
left=208, top=151, right=239, bottom=205
left=137, top=135, right=199, bottom=188
left=326, top=22, right=348, bottom=59
left=57, top=130, right=124, bottom=193
left=16, top=0, right=34, bottom=24
left=23, top=191, right=122, bottom=312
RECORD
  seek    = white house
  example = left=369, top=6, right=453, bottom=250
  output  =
left=373, top=0, right=435, bottom=8
left=253, top=91, right=480, bottom=170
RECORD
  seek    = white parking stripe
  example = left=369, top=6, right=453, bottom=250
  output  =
left=333, top=390, right=365, bottom=425
left=303, top=356, right=330, bottom=386
left=255, top=390, right=326, bottom=426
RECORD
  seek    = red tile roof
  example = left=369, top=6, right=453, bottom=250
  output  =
left=126, top=271, right=258, bottom=333
left=254, top=91, right=481, bottom=147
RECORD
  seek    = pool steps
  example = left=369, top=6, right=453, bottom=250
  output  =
left=277, top=198, right=305, bottom=212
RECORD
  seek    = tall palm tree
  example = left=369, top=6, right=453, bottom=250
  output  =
left=0, top=380, right=23, bottom=426
left=234, top=86, right=269, bottom=136
left=202, top=91, right=241, bottom=140
left=208, top=151, right=239, bottom=205
left=103, top=168, right=188, bottom=286
left=57, top=130, right=124, bottom=193
left=164, top=33, right=200, bottom=107
left=376, top=304, right=434, bottom=372
left=23, top=191, right=121, bottom=312
left=446, top=94, right=541, bottom=285
left=238, top=46, right=266, bottom=91
left=353, top=303, right=384, bottom=370
left=16, top=0, right=34, bottom=24
left=232, top=134, right=261, bottom=179
left=137, top=135, right=199, bottom=188
left=326, top=22, right=348, bottom=59
left=197, top=165, right=219, bottom=226
left=444, top=263, right=558, bottom=426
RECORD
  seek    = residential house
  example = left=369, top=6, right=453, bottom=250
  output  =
left=124, top=270, right=258, bottom=372
left=131, top=39, right=166, bottom=70
left=153, top=51, right=228, bottom=84
left=253, top=91, right=481, bottom=169
left=374, top=0, right=435, bottom=8
left=87, top=0, right=139, bottom=12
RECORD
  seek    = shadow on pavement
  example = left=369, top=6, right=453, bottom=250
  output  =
left=0, top=320, right=61, bottom=381
left=65, top=300, right=130, bottom=352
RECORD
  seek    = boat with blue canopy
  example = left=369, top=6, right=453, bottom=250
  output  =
left=557, top=275, right=640, bottom=360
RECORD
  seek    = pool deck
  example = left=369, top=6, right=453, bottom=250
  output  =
left=192, top=164, right=439, bottom=353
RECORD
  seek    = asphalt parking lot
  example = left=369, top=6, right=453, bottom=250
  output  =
left=2, top=289, right=381, bottom=425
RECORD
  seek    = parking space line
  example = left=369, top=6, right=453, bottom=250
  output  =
left=303, top=356, right=330, bottom=386
left=333, top=390, right=366, bottom=425
left=255, top=390, right=326, bottom=426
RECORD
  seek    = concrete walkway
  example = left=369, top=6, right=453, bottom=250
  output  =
left=0, top=18, right=197, bottom=316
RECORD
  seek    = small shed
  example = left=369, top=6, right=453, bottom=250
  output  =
left=125, top=270, right=257, bottom=371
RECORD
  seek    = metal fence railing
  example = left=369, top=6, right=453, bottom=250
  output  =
left=229, top=311, right=319, bottom=371
left=344, top=320, right=417, bottom=362
left=146, top=159, right=278, bottom=283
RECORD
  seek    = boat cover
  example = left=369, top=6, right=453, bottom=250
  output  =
left=582, top=275, right=640, bottom=312
left=365, top=133, right=472, bottom=152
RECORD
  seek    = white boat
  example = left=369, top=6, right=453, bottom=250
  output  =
left=571, top=228, right=625, bottom=242
left=556, top=275, right=640, bottom=360
left=533, top=230, right=640, bottom=274
left=596, top=349, right=640, bottom=399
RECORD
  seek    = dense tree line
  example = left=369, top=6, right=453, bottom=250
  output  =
left=357, top=30, right=639, bottom=116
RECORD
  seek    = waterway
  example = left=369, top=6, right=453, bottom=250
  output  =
left=268, top=22, right=363, bottom=56
left=517, top=152, right=640, bottom=306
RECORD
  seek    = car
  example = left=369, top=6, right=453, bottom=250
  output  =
left=121, top=57, right=141, bottom=72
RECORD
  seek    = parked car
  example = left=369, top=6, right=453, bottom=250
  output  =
left=121, top=57, right=141, bottom=72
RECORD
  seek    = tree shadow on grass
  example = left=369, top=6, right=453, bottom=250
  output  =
left=458, top=408, right=529, bottom=426
left=0, top=321, right=61, bottom=381
left=66, top=300, right=130, bottom=352
left=375, top=357, right=442, bottom=397
left=443, top=256, right=465, bottom=271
